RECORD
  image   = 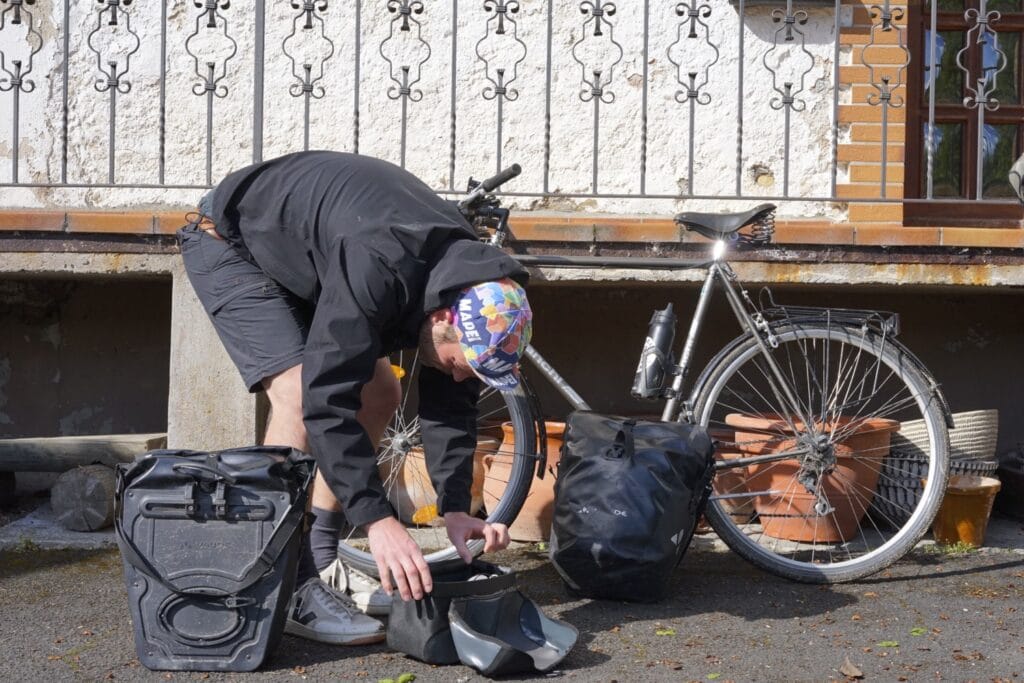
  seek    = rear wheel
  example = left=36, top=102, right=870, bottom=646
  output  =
left=695, top=322, right=949, bottom=583
left=334, top=350, right=538, bottom=575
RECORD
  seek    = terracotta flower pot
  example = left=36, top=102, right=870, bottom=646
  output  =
left=483, top=421, right=565, bottom=542
left=932, top=475, right=1002, bottom=547
left=381, top=437, right=500, bottom=524
left=726, top=413, right=899, bottom=542
left=709, top=428, right=755, bottom=522
left=477, top=418, right=507, bottom=442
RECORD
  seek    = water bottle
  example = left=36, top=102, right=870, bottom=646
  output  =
left=631, top=304, right=677, bottom=399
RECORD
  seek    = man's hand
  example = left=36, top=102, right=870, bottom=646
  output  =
left=444, top=512, right=511, bottom=564
left=365, top=516, right=432, bottom=601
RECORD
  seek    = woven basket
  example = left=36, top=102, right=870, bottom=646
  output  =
left=869, top=410, right=998, bottom=528
left=870, top=457, right=999, bottom=528
left=896, top=409, right=998, bottom=461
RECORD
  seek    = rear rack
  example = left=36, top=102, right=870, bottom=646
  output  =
left=759, top=305, right=900, bottom=337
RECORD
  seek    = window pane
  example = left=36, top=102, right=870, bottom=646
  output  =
left=935, top=0, right=963, bottom=10
left=987, top=0, right=1022, bottom=12
left=923, top=31, right=965, bottom=103
left=982, top=124, right=1020, bottom=198
left=921, top=124, right=963, bottom=197
left=987, top=32, right=1020, bottom=104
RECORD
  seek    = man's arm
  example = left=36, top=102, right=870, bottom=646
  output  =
left=301, top=278, right=393, bottom=530
left=419, top=366, right=512, bottom=563
left=418, top=364, right=480, bottom=516
left=301, top=252, right=433, bottom=600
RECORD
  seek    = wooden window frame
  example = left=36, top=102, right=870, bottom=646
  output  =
left=904, top=0, right=1024, bottom=227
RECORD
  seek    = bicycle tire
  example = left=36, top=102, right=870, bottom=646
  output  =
left=694, top=322, right=949, bottom=583
left=334, top=351, right=538, bottom=576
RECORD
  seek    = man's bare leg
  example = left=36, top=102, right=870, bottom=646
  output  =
left=264, top=359, right=400, bottom=513
left=264, top=359, right=401, bottom=582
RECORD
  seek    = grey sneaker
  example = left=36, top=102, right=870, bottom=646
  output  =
left=284, top=578, right=385, bottom=645
left=320, top=559, right=392, bottom=616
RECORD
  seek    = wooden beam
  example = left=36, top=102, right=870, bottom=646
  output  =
left=0, top=434, right=167, bottom=472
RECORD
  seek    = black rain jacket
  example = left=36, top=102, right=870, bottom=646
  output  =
left=207, top=151, right=528, bottom=527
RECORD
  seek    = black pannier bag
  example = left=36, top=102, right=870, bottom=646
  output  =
left=115, top=446, right=315, bottom=672
left=550, top=412, right=715, bottom=602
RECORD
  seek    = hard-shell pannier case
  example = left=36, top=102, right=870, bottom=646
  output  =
left=387, top=561, right=578, bottom=677
left=387, top=560, right=509, bottom=665
left=115, top=446, right=314, bottom=672
left=550, top=412, right=715, bottom=602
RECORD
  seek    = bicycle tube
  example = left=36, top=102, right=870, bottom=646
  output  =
left=334, top=376, right=538, bottom=576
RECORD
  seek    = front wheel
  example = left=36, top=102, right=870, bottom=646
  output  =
left=335, top=351, right=539, bottom=576
left=694, top=323, right=949, bottom=583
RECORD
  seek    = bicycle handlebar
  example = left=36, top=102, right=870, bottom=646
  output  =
left=480, top=164, right=521, bottom=192
left=458, top=164, right=522, bottom=213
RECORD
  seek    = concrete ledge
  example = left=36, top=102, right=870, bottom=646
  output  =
left=524, top=260, right=1024, bottom=288
left=2, top=244, right=1023, bottom=290
left=0, top=252, right=176, bottom=277
left=0, top=502, right=116, bottom=552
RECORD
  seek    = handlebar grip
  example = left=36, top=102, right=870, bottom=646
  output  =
left=480, top=164, right=521, bottom=192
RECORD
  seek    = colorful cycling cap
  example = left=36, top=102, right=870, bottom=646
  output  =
left=451, top=278, right=533, bottom=390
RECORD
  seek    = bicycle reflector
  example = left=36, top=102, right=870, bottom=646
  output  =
left=631, top=304, right=677, bottom=399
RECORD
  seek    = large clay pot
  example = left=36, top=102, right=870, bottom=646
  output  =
left=726, top=413, right=899, bottom=542
left=709, top=428, right=755, bottom=522
left=381, top=437, right=500, bottom=524
left=483, top=421, right=565, bottom=542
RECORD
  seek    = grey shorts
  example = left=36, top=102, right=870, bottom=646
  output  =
left=177, top=223, right=311, bottom=392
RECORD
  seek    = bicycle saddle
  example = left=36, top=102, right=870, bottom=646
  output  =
left=674, top=203, right=776, bottom=240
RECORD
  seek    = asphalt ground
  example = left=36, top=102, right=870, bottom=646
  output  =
left=1, top=521, right=1023, bottom=683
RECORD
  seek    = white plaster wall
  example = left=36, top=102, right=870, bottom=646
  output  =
left=1, top=0, right=852, bottom=219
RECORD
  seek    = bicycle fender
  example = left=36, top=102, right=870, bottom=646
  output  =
left=885, top=336, right=955, bottom=429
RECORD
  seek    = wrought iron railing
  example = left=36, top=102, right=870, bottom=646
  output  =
left=0, top=0, right=1017, bottom=208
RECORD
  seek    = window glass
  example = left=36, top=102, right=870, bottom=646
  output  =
left=987, top=0, right=1022, bottom=13
left=935, top=0, right=963, bottom=10
left=923, top=31, right=965, bottom=103
left=982, top=124, right=1020, bottom=198
left=986, top=32, right=1019, bottom=105
left=921, top=123, right=963, bottom=197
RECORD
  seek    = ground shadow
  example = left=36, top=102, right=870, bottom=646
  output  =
left=0, top=546, right=118, bottom=581
left=266, top=636, right=392, bottom=670
left=492, top=548, right=857, bottom=675
left=856, top=550, right=1024, bottom=585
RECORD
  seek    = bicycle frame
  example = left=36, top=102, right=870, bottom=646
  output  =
left=474, top=178, right=952, bottom=481
left=518, top=238, right=810, bottom=432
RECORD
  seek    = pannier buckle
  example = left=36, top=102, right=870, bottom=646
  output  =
left=213, top=481, right=227, bottom=518
left=183, top=482, right=197, bottom=516
left=222, top=595, right=257, bottom=608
